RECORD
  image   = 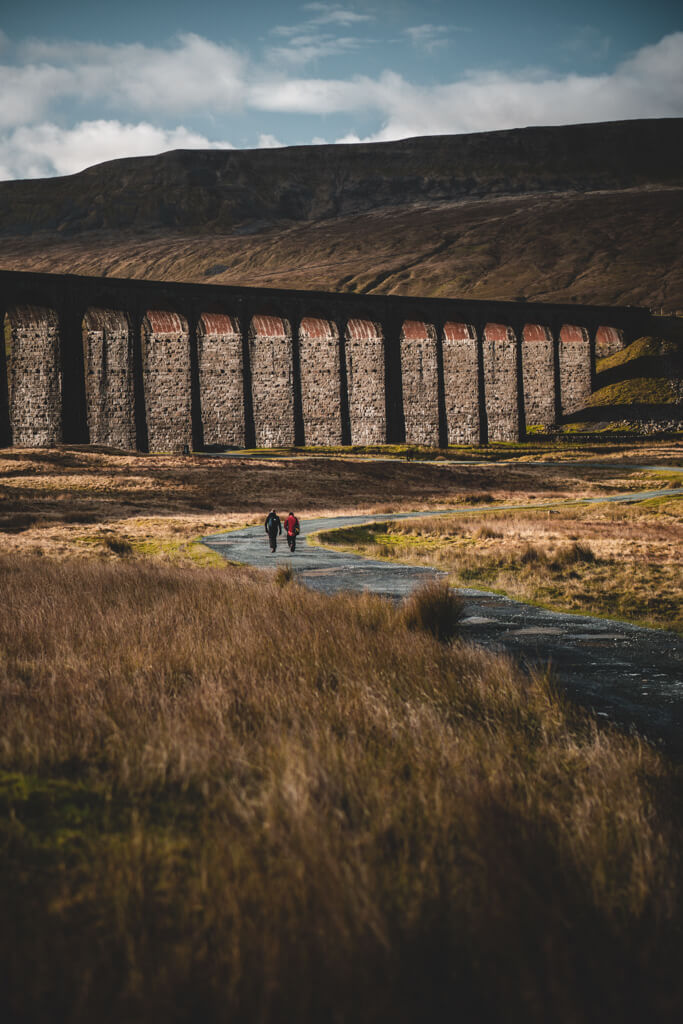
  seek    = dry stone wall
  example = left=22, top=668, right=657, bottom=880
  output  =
left=248, top=315, right=295, bottom=447
left=7, top=305, right=62, bottom=446
left=82, top=308, right=135, bottom=449
left=442, top=322, right=481, bottom=444
left=298, top=317, right=342, bottom=446
left=197, top=313, right=244, bottom=447
left=344, top=319, right=386, bottom=444
left=483, top=323, right=520, bottom=441
left=522, top=324, right=556, bottom=426
left=559, top=325, right=592, bottom=415
left=142, top=310, right=192, bottom=452
left=400, top=320, right=439, bottom=446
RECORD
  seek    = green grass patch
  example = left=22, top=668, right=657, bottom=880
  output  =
left=77, top=533, right=226, bottom=567
left=317, top=501, right=683, bottom=632
left=587, top=376, right=680, bottom=407
left=596, top=335, right=681, bottom=374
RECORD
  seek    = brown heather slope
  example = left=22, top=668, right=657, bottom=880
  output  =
left=0, top=118, right=682, bottom=308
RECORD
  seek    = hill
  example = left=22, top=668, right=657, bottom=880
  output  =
left=562, top=332, right=683, bottom=431
left=0, top=118, right=682, bottom=309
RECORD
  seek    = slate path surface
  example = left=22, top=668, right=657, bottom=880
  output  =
left=204, top=488, right=683, bottom=759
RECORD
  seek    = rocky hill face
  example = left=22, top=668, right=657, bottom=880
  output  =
left=1, top=119, right=682, bottom=310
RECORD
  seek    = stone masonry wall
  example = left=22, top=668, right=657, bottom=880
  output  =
left=142, top=310, right=192, bottom=452
left=248, top=315, right=295, bottom=447
left=400, top=320, right=439, bottom=446
left=441, top=322, right=481, bottom=444
left=7, top=305, right=62, bottom=446
left=344, top=319, right=386, bottom=444
left=483, top=323, right=520, bottom=441
left=595, top=326, right=625, bottom=360
left=197, top=313, right=244, bottom=447
left=559, top=325, right=591, bottom=416
left=82, top=308, right=135, bottom=449
left=522, top=323, right=556, bottom=426
left=298, top=317, right=342, bottom=446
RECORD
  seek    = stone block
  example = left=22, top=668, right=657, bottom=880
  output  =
left=82, top=307, right=135, bottom=449
left=299, top=317, right=342, bottom=446
left=400, top=320, right=439, bottom=446
left=142, top=310, right=192, bottom=452
left=198, top=313, right=244, bottom=447
left=522, top=323, right=556, bottom=427
left=442, top=322, right=481, bottom=444
left=559, top=325, right=591, bottom=416
left=483, top=323, right=520, bottom=441
left=7, top=304, right=62, bottom=446
left=248, top=315, right=295, bottom=447
left=344, top=319, right=386, bottom=444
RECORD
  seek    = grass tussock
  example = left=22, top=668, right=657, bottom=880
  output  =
left=401, top=580, right=464, bottom=642
left=274, top=562, right=296, bottom=586
left=1, top=555, right=682, bottom=1022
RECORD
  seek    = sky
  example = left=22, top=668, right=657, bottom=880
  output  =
left=0, top=0, right=681, bottom=180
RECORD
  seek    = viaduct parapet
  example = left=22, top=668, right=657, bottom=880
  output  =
left=0, top=270, right=654, bottom=451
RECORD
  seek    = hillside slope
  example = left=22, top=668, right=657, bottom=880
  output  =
left=0, top=119, right=682, bottom=309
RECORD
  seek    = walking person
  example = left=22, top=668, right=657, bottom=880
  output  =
left=284, top=511, right=300, bottom=552
left=265, top=509, right=282, bottom=552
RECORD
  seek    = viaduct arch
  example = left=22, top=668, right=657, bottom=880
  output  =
left=0, top=269, right=654, bottom=452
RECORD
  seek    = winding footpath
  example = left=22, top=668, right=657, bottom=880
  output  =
left=204, top=486, right=683, bottom=759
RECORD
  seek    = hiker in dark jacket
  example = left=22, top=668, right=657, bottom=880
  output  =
left=284, top=511, right=300, bottom=552
left=265, top=509, right=282, bottom=552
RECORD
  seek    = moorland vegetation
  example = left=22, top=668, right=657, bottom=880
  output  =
left=1, top=442, right=682, bottom=1021
left=2, top=556, right=682, bottom=1023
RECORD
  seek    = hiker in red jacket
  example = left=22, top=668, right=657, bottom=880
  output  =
left=284, top=511, right=300, bottom=552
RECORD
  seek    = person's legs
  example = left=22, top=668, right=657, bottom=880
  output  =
left=269, top=530, right=277, bottom=552
left=287, top=534, right=295, bottom=551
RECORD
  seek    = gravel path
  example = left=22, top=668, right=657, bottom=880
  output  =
left=203, top=488, right=683, bottom=758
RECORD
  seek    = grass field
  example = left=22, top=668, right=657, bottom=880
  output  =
left=315, top=490, right=683, bottom=632
left=1, top=442, right=682, bottom=1021
left=2, top=556, right=682, bottom=1023
left=0, top=443, right=679, bottom=562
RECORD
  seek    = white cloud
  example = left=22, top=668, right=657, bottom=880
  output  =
left=267, top=33, right=365, bottom=65
left=0, top=120, right=234, bottom=180
left=0, top=33, right=246, bottom=128
left=251, top=32, right=683, bottom=138
left=1, top=29, right=682, bottom=179
left=257, top=132, right=285, bottom=148
left=268, top=4, right=373, bottom=64
left=249, top=74, right=375, bottom=113
left=302, top=4, right=374, bottom=27
left=404, top=25, right=451, bottom=53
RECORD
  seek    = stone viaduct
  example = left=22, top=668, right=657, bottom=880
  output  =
left=0, top=269, right=653, bottom=452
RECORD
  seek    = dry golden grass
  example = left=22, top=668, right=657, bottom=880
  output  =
left=320, top=497, right=683, bottom=631
left=0, top=444, right=679, bottom=564
left=1, top=556, right=682, bottom=1023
